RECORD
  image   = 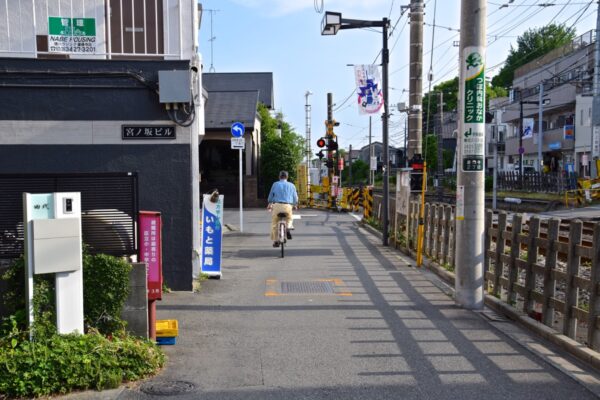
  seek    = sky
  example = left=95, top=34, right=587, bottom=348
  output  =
left=198, top=0, right=598, bottom=154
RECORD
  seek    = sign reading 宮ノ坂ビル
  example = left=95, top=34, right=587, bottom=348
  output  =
left=201, top=194, right=224, bottom=277
left=122, top=126, right=176, bottom=140
left=462, top=47, right=485, bottom=172
left=48, top=17, right=96, bottom=54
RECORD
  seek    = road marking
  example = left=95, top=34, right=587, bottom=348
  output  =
left=349, top=213, right=362, bottom=222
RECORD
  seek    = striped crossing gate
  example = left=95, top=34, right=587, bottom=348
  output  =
left=363, top=187, right=373, bottom=219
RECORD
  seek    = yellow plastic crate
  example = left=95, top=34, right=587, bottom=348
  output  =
left=156, top=319, right=178, bottom=337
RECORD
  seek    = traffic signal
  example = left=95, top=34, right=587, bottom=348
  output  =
left=326, top=139, right=338, bottom=151
left=316, top=138, right=326, bottom=148
left=410, top=155, right=425, bottom=192
left=316, top=150, right=324, bottom=159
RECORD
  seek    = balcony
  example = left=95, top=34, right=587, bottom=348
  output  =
left=0, top=0, right=198, bottom=60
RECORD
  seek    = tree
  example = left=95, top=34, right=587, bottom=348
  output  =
left=491, top=23, right=576, bottom=89
left=342, top=159, right=369, bottom=186
left=423, top=134, right=453, bottom=173
left=422, top=77, right=459, bottom=134
left=259, top=104, right=305, bottom=196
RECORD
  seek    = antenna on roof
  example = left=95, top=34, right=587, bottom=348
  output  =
left=206, top=9, right=220, bottom=73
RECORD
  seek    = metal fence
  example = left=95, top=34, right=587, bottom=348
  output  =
left=496, top=171, right=578, bottom=193
left=0, top=173, right=138, bottom=259
left=395, top=201, right=600, bottom=351
left=0, top=0, right=188, bottom=58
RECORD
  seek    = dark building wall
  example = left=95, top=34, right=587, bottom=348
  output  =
left=0, top=144, right=193, bottom=291
left=0, top=58, right=190, bottom=121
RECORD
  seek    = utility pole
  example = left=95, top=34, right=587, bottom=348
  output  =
left=537, top=82, right=544, bottom=172
left=455, top=0, right=486, bottom=310
left=591, top=2, right=600, bottom=178
left=408, top=0, right=424, bottom=159
left=305, top=91, right=313, bottom=205
left=326, top=93, right=337, bottom=208
left=369, top=116, right=373, bottom=185
left=437, top=91, right=444, bottom=202
left=349, top=144, right=353, bottom=185
left=382, top=18, right=391, bottom=246
left=492, top=109, right=500, bottom=210
left=519, top=99, right=524, bottom=188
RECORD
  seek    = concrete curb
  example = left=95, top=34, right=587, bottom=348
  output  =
left=356, top=221, right=600, bottom=373
left=424, top=255, right=600, bottom=373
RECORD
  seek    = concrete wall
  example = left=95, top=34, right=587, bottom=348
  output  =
left=121, top=262, right=148, bottom=338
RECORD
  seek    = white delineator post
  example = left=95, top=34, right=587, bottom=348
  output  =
left=455, top=0, right=486, bottom=310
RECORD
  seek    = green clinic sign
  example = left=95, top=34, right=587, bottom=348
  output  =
left=48, top=17, right=96, bottom=54
left=462, top=47, right=485, bottom=172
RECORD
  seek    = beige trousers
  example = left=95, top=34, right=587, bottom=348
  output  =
left=271, top=203, right=293, bottom=241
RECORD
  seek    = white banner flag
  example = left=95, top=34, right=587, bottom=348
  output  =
left=522, top=118, right=534, bottom=139
left=354, top=65, right=384, bottom=115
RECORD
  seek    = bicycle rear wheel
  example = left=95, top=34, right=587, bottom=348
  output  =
left=279, top=222, right=286, bottom=258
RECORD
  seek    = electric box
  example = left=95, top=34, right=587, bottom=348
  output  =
left=158, top=70, right=192, bottom=103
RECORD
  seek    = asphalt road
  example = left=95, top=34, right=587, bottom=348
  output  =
left=112, top=209, right=600, bottom=400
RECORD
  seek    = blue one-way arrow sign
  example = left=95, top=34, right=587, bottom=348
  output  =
left=231, top=122, right=245, bottom=138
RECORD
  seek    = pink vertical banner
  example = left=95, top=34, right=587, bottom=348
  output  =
left=139, top=211, right=163, bottom=300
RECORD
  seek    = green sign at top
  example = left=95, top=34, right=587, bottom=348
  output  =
left=49, top=17, right=96, bottom=36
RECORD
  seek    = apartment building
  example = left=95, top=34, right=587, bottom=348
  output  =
left=499, top=31, right=594, bottom=174
left=0, top=0, right=204, bottom=290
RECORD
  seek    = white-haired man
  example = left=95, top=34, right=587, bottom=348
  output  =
left=267, top=170, right=298, bottom=247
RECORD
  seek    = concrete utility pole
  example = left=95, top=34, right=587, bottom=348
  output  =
left=408, top=0, right=424, bottom=159
left=349, top=144, right=353, bottom=185
left=455, top=0, right=486, bottom=310
left=369, top=116, right=373, bottom=185
left=437, top=91, right=444, bottom=202
left=382, top=18, right=390, bottom=246
left=538, top=82, right=544, bottom=172
left=591, top=2, right=600, bottom=178
left=327, top=92, right=335, bottom=188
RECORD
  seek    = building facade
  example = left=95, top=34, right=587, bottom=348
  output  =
left=499, top=31, right=594, bottom=174
left=0, top=0, right=204, bottom=290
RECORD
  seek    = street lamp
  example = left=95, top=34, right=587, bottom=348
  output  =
left=321, top=11, right=391, bottom=246
left=519, top=96, right=550, bottom=188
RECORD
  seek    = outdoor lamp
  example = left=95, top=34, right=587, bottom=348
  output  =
left=321, top=11, right=342, bottom=35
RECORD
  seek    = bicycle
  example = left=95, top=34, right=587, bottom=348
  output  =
left=276, top=212, right=288, bottom=258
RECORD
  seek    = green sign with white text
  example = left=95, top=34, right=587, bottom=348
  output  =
left=461, top=47, right=485, bottom=172
left=48, top=17, right=96, bottom=54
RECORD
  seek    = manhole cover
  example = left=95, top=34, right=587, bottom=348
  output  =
left=140, top=380, right=197, bottom=396
left=281, top=281, right=335, bottom=294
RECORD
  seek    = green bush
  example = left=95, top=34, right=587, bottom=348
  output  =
left=83, top=253, right=132, bottom=335
left=1, top=251, right=132, bottom=336
left=0, top=331, right=164, bottom=398
left=0, top=253, right=163, bottom=399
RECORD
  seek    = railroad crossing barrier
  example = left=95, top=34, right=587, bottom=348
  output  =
left=363, top=187, right=373, bottom=219
left=564, top=178, right=600, bottom=207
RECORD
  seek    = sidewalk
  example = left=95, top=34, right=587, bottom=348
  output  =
left=113, top=209, right=600, bottom=399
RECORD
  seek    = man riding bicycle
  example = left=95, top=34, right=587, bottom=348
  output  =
left=267, top=170, right=298, bottom=247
